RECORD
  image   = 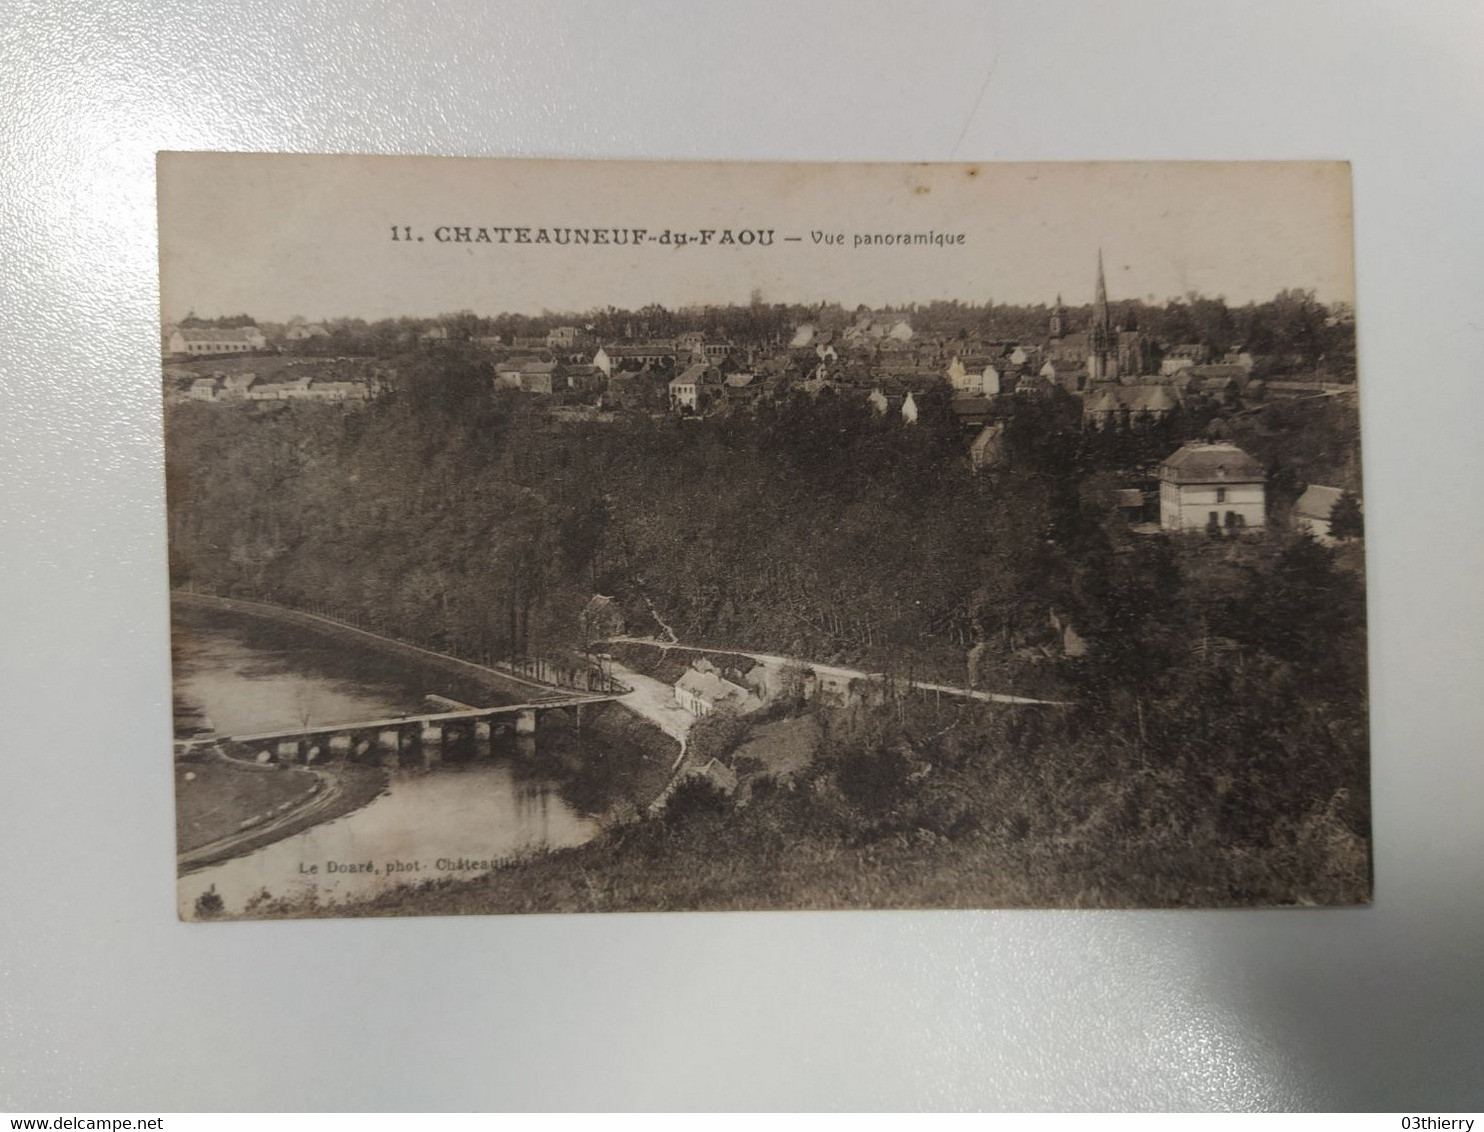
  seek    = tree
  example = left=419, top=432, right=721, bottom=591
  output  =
left=662, top=776, right=731, bottom=826
left=193, top=885, right=225, bottom=919
left=1232, top=535, right=1364, bottom=686
left=1329, top=490, right=1364, bottom=540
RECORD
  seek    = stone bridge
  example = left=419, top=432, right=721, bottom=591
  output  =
left=174, top=693, right=620, bottom=762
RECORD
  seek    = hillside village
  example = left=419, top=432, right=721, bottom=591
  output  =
left=164, top=253, right=1362, bottom=540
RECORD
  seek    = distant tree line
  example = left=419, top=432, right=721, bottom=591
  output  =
left=212, top=288, right=1354, bottom=379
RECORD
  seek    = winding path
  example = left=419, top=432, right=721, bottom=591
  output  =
left=598, top=636, right=1069, bottom=707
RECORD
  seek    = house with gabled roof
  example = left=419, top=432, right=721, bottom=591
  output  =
left=674, top=665, right=760, bottom=718
left=1171, top=364, right=1249, bottom=400
left=668, top=363, right=722, bottom=413
left=970, top=422, right=1006, bottom=471
left=681, top=758, right=739, bottom=795
left=948, top=356, right=1003, bottom=397
left=901, top=391, right=920, bottom=424
left=1158, top=442, right=1266, bottom=532
left=951, top=396, right=995, bottom=429
left=1292, top=484, right=1345, bottom=545
left=519, top=360, right=568, bottom=394
left=1159, top=343, right=1211, bottom=375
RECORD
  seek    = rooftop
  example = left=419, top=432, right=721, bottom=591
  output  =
left=1161, top=442, right=1265, bottom=483
left=1294, top=484, right=1345, bottom=520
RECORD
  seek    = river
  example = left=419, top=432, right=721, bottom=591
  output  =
left=173, top=601, right=661, bottom=919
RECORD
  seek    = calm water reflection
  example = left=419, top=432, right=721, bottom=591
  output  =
left=174, top=606, right=602, bottom=917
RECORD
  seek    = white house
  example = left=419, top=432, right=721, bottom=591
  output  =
left=947, top=357, right=1002, bottom=397
left=674, top=666, right=759, bottom=717
left=668, top=364, right=722, bottom=412
left=1158, top=442, right=1266, bottom=532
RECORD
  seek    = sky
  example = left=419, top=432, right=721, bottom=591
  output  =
left=158, top=154, right=1355, bottom=323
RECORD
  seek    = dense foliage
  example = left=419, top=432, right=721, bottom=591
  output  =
left=169, top=344, right=1370, bottom=908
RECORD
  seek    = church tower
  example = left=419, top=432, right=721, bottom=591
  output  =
left=1087, top=249, right=1117, bottom=383
left=1049, top=294, right=1066, bottom=341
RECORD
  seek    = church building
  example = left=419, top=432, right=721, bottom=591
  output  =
left=1045, top=252, right=1155, bottom=388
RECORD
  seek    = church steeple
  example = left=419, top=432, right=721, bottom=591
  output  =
left=1093, top=249, right=1110, bottom=332
left=1049, top=293, right=1065, bottom=340
left=1088, top=248, right=1117, bottom=383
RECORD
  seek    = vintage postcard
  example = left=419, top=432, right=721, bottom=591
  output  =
left=159, top=154, right=1368, bottom=920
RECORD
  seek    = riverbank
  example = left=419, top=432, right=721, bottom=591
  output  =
left=176, top=748, right=322, bottom=851
left=177, top=748, right=390, bottom=874
left=173, top=592, right=562, bottom=711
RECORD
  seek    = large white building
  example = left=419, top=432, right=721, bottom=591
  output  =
left=167, top=326, right=267, bottom=356
left=1158, top=442, right=1266, bottom=532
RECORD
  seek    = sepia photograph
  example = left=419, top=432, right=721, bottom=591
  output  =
left=159, top=154, right=1369, bottom=921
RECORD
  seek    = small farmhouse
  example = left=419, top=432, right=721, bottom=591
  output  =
left=674, top=666, right=759, bottom=717
left=1158, top=442, right=1266, bottom=532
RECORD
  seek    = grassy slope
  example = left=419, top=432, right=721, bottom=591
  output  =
left=256, top=791, right=1368, bottom=919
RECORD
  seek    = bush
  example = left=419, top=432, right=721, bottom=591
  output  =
left=686, top=706, right=751, bottom=766
left=835, top=743, right=914, bottom=815
left=663, top=776, right=731, bottom=826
